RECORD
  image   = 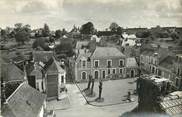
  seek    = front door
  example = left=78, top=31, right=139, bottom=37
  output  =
left=131, top=70, right=134, bottom=77
left=82, top=72, right=86, bottom=80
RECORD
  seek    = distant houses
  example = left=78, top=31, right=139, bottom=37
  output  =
left=140, top=47, right=182, bottom=90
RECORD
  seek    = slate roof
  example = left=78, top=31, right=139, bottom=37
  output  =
left=160, top=91, right=182, bottom=116
left=33, top=51, right=53, bottom=63
left=2, top=82, right=46, bottom=117
left=44, top=57, right=65, bottom=75
left=76, top=51, right=92, bottom=62
left=159, top=56, right=175, bottom=70
left=91, top=47, right=125, bottom=58
left=1, top=62, right=25, bottom=82
left=76, top=41, right=89, bottom=49
left=126, top=58, right=138, bottom=67
left=141, top=48, right=169, bottom=62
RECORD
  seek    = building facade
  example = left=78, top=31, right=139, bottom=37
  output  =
left=75, top=47, right=127, bottom=82
left=44, top=58, right=66, bottom=100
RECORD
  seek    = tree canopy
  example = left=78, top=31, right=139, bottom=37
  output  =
left=14, top=23, right=31, bottom=44
left=109, top=22, right=119, bottom=32
left=55, top=30, right=62, bottom=39
left=42, top=23, right=50, bottom=37
left=80, top=22, right=95, bottom=35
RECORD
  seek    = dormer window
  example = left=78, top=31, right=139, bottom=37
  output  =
left=119, top=59, right=124, bottom=67
left=107, top=60, right=112, bottom=67
left=82, top=60, right=86, bottom=68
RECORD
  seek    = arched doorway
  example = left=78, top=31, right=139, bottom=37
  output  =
left=131, top=70, right=134, bottom=77
left=81, top=72, right=87, bottom=80
left=94, top=71, right=99, bottom=79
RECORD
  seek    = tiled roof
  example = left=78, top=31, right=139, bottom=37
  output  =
left=2, top=83, right=46, bottom=117
left=126, top=58, right=138, bottom=67
left=160, top=91, right=182, bottom=116
left=33, top=51, right=53, bottom=63
left=91, top=47, right=125, bottom=58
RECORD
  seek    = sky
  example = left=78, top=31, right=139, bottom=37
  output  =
left=0, top=0, right=182, bottom=31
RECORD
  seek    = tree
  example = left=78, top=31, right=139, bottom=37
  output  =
left=116, top=26, right=123, bottom=35
left=136, top=31, right=151, bottom=38
left=14, top=23, right=31, bottom=45
left=55, top=29, right=62, bottom=39
left=1, top=29, right=7, bottom=41
left=32, top=37, right=50, bottom=51
left=62, top=28, right=67, bottom=36
left=55, top=39, right=74, bottom=57
left=15, top=29, right=30, bottom=45
left=109, top=22, right=119, bottom=32
left=14, top=23, right=23, bottom=32
left=23, top=24, right=31, bottom=33
left=80, top=22, right=94, bottom=35
left=42, top=23, right=50, bottom=37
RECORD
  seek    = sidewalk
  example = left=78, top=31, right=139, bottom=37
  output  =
left=47, top=97, right=71, bottom=111
left=46, top=83, right=87, bottom=111
left=66, top=84, right=87, bottom=107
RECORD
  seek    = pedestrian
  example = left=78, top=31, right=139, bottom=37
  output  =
left=127, top=91, right=131, bottom=102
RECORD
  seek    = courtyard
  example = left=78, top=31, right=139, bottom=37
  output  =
left=47, top=78, right=138, bottom=117
left=77, top=78, right=138, bottom=106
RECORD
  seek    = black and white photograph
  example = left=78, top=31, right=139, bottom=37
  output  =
left=0, top=0, right=182, bottom=117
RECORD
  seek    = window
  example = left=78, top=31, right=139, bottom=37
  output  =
left=94, top=71, right=99, bottom=79
left=119, top=68, right=123, bottom=74
left=176, top=78, right=179, bottom=87
left=61, top=76, right=64, bottom=83
left=102, top=70, right=106, bottom=79
left=41, top=81, right=44, bottom=91
left=177, top=68, right=180, bottom=75
left=107, top=60, right=112, bottom=67
left=82, top=60, right=86, bottom=67
left=108, top=69, right=111, bottom=75
left=94, top=60, right=99, bottom=67
left=82, top=72, right=87, bottom=80
left=36, top=82, right=39, bottom=90
left=119, top=60, right=124, bottom=67
left=113, top=69, right=116, bottom=74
